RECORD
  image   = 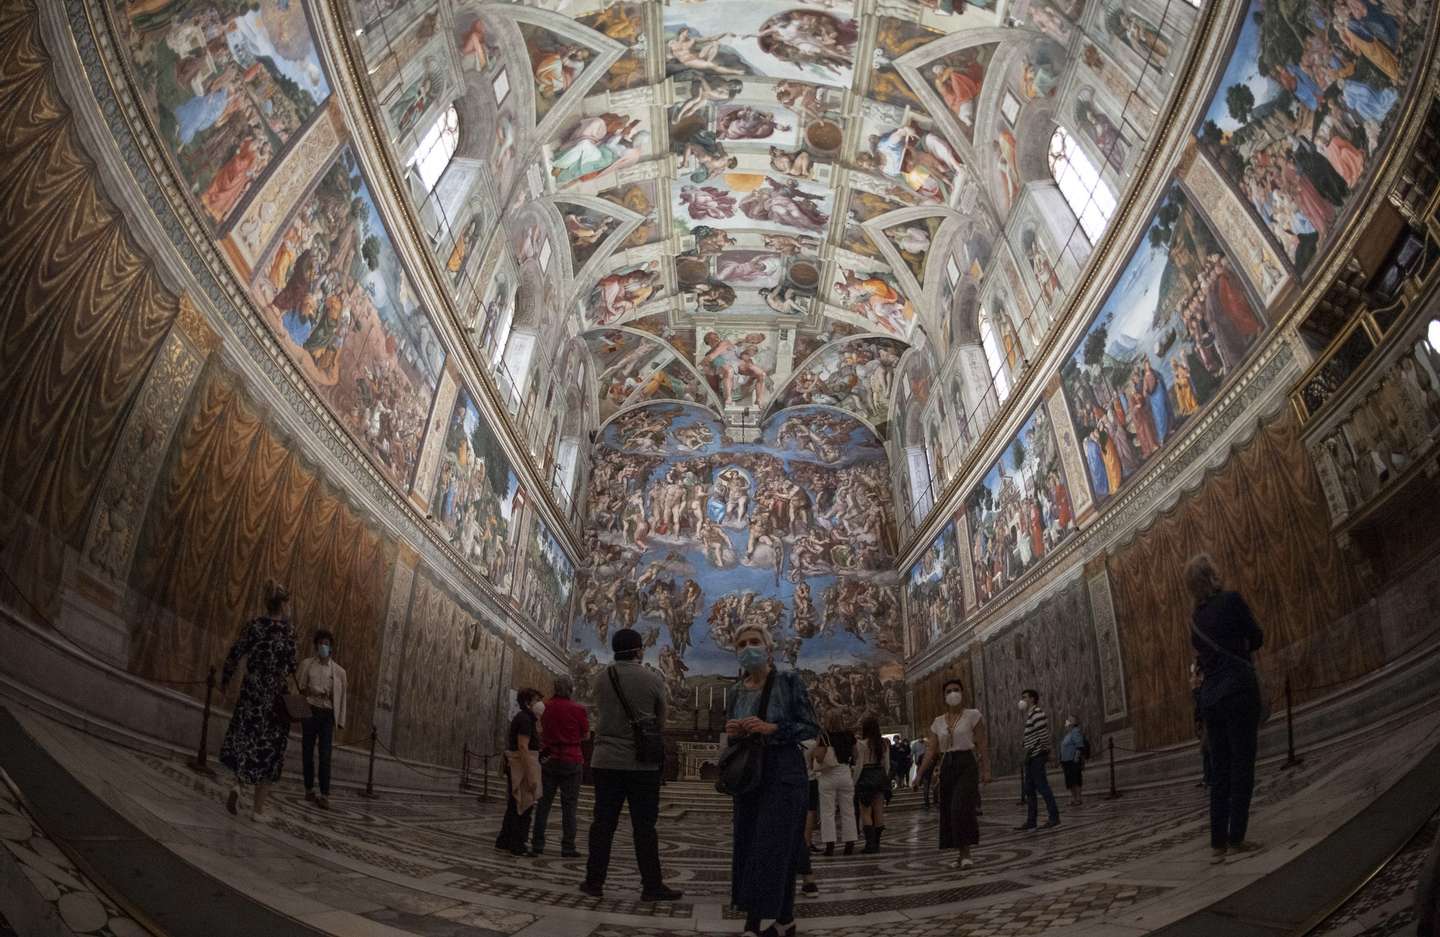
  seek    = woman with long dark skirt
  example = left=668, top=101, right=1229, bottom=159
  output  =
left=725, top=623, right=819, bottom=937
left=914, top=678, right=991, bottom=870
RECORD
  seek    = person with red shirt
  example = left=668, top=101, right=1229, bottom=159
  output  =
left=529, top=675, right=590, bottom=857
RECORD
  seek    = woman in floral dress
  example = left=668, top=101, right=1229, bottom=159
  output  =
left=220, top=580, right=298, bottom=822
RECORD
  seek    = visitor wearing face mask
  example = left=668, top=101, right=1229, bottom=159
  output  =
left=580, top=628, right=682, bottom=902
left=1016, top=689, right=1061, bottom=832
left=297, top=629, right=348, bottom=810
left=529, top=675, right=588, bottom=858
left=495, top=688, right=544, bottom=857
left=1059, top=716, right=1088, bottom=807
left=725, top=623, right=819, bottom=937
left=914, top=678, right=990, bottom=870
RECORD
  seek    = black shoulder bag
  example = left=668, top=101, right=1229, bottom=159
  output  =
left=1191, top=611, right=1271, bottom=723
left=715, top=668, right=776, bottom=797
left=608, top=666, right=666, bottom=766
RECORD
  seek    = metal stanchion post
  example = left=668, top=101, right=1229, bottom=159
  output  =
left=1104, top=737, right=1122, bottom=800
left=360, top=726, right=379, bottom=799
left=188, top=666, right=217, bottom=777
left=1282, top=674, right=1303, bottom=770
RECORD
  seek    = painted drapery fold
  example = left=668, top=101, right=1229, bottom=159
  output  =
left=128, top=365, right=393, bottom=744
left=1106, top=412, right=1376, bottom=749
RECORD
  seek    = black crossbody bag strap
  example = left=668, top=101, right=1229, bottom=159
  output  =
left=755, top=667, right=776, bottom=726
left=608, top=665, right=641, bottom=727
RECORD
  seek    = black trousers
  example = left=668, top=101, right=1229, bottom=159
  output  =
left=585, top=768, right=663, bottom=890
left=495, top=765, right=534, bottom=854
left=1203, top=691, right=1261, bottom=849
left=532, top=760, right=582, bottom=853
left=300, top=708, right=334, bottom=795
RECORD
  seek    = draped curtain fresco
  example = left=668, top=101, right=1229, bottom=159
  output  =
left=0, top=0, right=179, bottom=611
left=1106, top=412, right=1377, bottom=750
left=390, top=570, right=513, bottom=765
left=128, top=365, right=394, bottom=745
left=977, top=578, right=1101, bottom=777
left=509, top=646, right=557, bottom=699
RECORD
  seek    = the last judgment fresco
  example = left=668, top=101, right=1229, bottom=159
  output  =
left=572, top=403, right=908, bottom=726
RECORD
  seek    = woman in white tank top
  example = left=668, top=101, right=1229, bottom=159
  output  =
left=913, top=678, right=991, bottom=869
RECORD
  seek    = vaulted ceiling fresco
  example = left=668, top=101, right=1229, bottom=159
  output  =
left=352, top=0, right=1200, bottom=434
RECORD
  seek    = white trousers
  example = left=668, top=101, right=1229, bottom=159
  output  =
left=818, top=765, right=858, bottom=844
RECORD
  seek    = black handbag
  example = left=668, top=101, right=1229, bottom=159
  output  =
left=715, top=669, right=776, bottom=797
left=274, top=673, right=312, bottom=725
left=608, top=667, right=666, bottom=766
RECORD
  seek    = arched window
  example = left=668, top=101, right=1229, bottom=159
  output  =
left=1049, top=126, right=1115, bottom=243
left=979, top=313, right=1012, bottom=404
left=410, top=105, right=459, bottom=193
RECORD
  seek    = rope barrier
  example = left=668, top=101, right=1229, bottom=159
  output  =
left=371, top=732, right=464, bottom=783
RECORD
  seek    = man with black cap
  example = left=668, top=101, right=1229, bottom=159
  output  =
left=579, top=628, right=683, bottom=902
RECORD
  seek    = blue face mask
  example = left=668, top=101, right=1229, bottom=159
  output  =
left=738, top=646, right=767, bottom=673
left=318, top=644, right=331, bottom=659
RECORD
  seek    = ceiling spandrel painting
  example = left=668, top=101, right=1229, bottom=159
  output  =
left=346, top=0, right=1202, bottom=436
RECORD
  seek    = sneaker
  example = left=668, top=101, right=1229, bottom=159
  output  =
left=961, top=857, right=975, bottom=870
left=316, top=795, right=330, bottom=810
left=578, top=881, right=604, bottom=899
left=801, top=881, right=819, bottom=897
left=561, top=849, right=582, bottom=859
left=1013, top=824, right=1037, bottom=832
left=305, top=790, right=317, bottom=803
left=1210, top=847, right=1227, bottom=864
left=250, top=811, right=273, bottom=824
left=526, top=849, right=544, bottom=858
left=1042, top=819, right=1061, bottom=830
left=1229, top=841, right=1262, bottom=854
left=641, top=885, right=684, bottom=902
left=226, top=789, right=239, bottom=816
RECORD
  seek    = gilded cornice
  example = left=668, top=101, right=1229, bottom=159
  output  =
left=55, top=0, right=567, bottom=674
left=909, top=334, right=1299, bottom=680
left=310, top=0, right=587, bottom=563
left=896, top=0, right=1440, bottom=574
left=894, top=0, right=1242, bottom=567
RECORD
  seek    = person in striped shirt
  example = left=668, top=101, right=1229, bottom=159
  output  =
left=1015, top=689, right=1061, bottom=832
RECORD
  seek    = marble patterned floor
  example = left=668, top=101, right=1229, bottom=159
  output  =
left=5, top=700, right=1440, bottom=937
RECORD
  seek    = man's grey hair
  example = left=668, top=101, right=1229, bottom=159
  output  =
left=553, top=674, right=575, bottom=698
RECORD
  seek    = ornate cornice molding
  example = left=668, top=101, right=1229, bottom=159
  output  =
left=313, top=0, right=586, bottom=563
left=893, top=0, right=1266, bottom=564
left=908, top=335, right=1298, bottom=680
left=52, top=0, right=567, bottom=674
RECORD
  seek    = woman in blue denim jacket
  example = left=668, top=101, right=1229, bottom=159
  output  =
left=725, top=623, right=819, bottom=937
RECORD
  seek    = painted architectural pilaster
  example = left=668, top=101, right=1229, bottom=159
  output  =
left=1085, top=561, right=1128, bottom=724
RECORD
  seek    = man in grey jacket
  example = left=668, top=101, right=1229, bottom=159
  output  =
left=579, top=628, right=683, bottom=902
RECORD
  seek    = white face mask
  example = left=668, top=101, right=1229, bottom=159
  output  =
left=945, top=692, right=963, bottom=708
left=531, top=701, right=545, bottom=719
